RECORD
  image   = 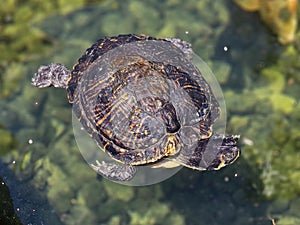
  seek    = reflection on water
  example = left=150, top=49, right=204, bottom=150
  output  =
left=1, top=0, right=300, bottom=224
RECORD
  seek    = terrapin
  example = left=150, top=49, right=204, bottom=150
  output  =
left=32, top=34, right=240, bottom=181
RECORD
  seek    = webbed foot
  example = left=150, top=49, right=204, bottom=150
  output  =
left=32, top=63, right=70, bottom=88
left=91, top=160, right=136, bottom=181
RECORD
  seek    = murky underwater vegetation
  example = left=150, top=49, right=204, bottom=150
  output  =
left=1, top=0, right=300, bottom=224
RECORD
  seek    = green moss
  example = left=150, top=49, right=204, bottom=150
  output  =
left=33, top=157, right=74, bottom=213
left=19, top=150, right=32, bottom=171
left=268, top=199, right=290, bottom=215
left=289, top=198, right=300, bottom=217
left=277, top=216, right=300, bottom=225
left=47, top=163, right=75, bottom=213
left=229, top=116, right=249, bottom=132
left=0, top=128, right=18, bottom=156
left=165, top=0, right=181, bottom=7
left=76, top=180, right=106, bottom=209
left=0, top=63, right=27, bottom=99
left=101, top=12, right=135, bottom=35
left=96, top=198, right=126, bottom=222
left=158, top=23, right=176, bottom=38
left=128, top=0, right=161, bottom=34
left=210, top=61, right=231, bottom=85
left=225, top=91, right=257, bottom=114
left=252, top=69, right=285, bottom=101
left=164, top=213, right=186, bottom=225
left=61, top=204, right=97, bottom=225
left=249, top=67, right=296, bottom=115
left=0, top=0, right=106, bottom=100
left=270, top=115, right=291, bottom=146
left=269, top=93, right=295, bottom=115
left=57, top=0, right=85, bottom=14
left=107, top=215, right=121, bottom=225
left=14, top=5, right=34, bottom=22
left=260, top=67, right=285, bottom=93
left=260, top=143, right=300, bottom=199
left=103, top=180, right=134, bottom=202
left=129, top=201, right=170, bottom=225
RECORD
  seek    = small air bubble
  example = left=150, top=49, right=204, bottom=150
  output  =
left=185, top=31, right=189, bottom=34
left=28, top=139, right=33, bottom=144
left=234, top=173, right=238, bottom=177
left=224, top=176, right=229, bottom=182
left=223, top=46, right=228, bottom=52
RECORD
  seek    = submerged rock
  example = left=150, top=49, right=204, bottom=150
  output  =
left=0, top=160, right=63, bottom=225
left=234, top=0, right=298, bottom=44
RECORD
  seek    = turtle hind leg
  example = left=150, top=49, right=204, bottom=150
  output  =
left=31, top=63, right=70, bottom=88
left=173, top=134, right=240, bottom=171
left=91, top=160, right=136, bottom=181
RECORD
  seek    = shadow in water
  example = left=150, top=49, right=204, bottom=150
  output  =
left=0, top=160, right=63, bottom=225
left=161, top=156, right=270, bottom=225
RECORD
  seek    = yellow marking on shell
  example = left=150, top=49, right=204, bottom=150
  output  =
left=96, top=98, right=123, bottom=126
left=182, top=84, right=197, bottom=89
left=132, top=113, right=149, bottom=138
left=179, top=163, right=207, bottom=171
left=151, top=138, right=158, bottom=144
left=199, top=124, right=213, bottom=139
left=98, top=41, right=105, bottom=48
left=214, top=150, right=240, bottom=171
left=213, top=156, right=227, bottom=171
left=144, top=129, right=149, bottom=136
left=102, top=142, right=109, bottom=152
left=151, top=160, right=181, bottom=168
left=109, top=107, right=124, bottom=123
left=104, top=129, right=112, bottom=138
left=104, top=97, right=130, bottom=125
left=230, top=149, right=240, bottom=164
left=165, top=135, right=179, bottom=156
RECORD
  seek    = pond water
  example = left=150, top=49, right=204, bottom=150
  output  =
left=1, top=0, right=300, bottom=225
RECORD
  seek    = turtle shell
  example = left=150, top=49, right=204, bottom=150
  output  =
left=67, top=34, right=158, bottom=103
left=67, top=34, right=220, bottom=166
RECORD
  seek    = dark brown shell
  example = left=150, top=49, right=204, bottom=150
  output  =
left=67, top=34, right=159, bottom=103
left=66, top=34, right=220, bottom=166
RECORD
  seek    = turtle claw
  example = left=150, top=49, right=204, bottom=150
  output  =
left=91, top=160, right=136, bottom=181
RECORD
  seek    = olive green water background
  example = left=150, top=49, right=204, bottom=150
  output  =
left=1, top=0, right=300, bottom=224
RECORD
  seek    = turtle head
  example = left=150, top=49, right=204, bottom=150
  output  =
left=32, top=63, right=70, bottom=88
left=207, top=135, right=240, bottom=170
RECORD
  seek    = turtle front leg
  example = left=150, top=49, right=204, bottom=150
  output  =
left=91, top=160, right=137, bottom=181
left=32, top=63, right=70, bottom=88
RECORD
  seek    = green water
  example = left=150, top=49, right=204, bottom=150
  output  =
left=1, top=0, right=300, bottom=224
